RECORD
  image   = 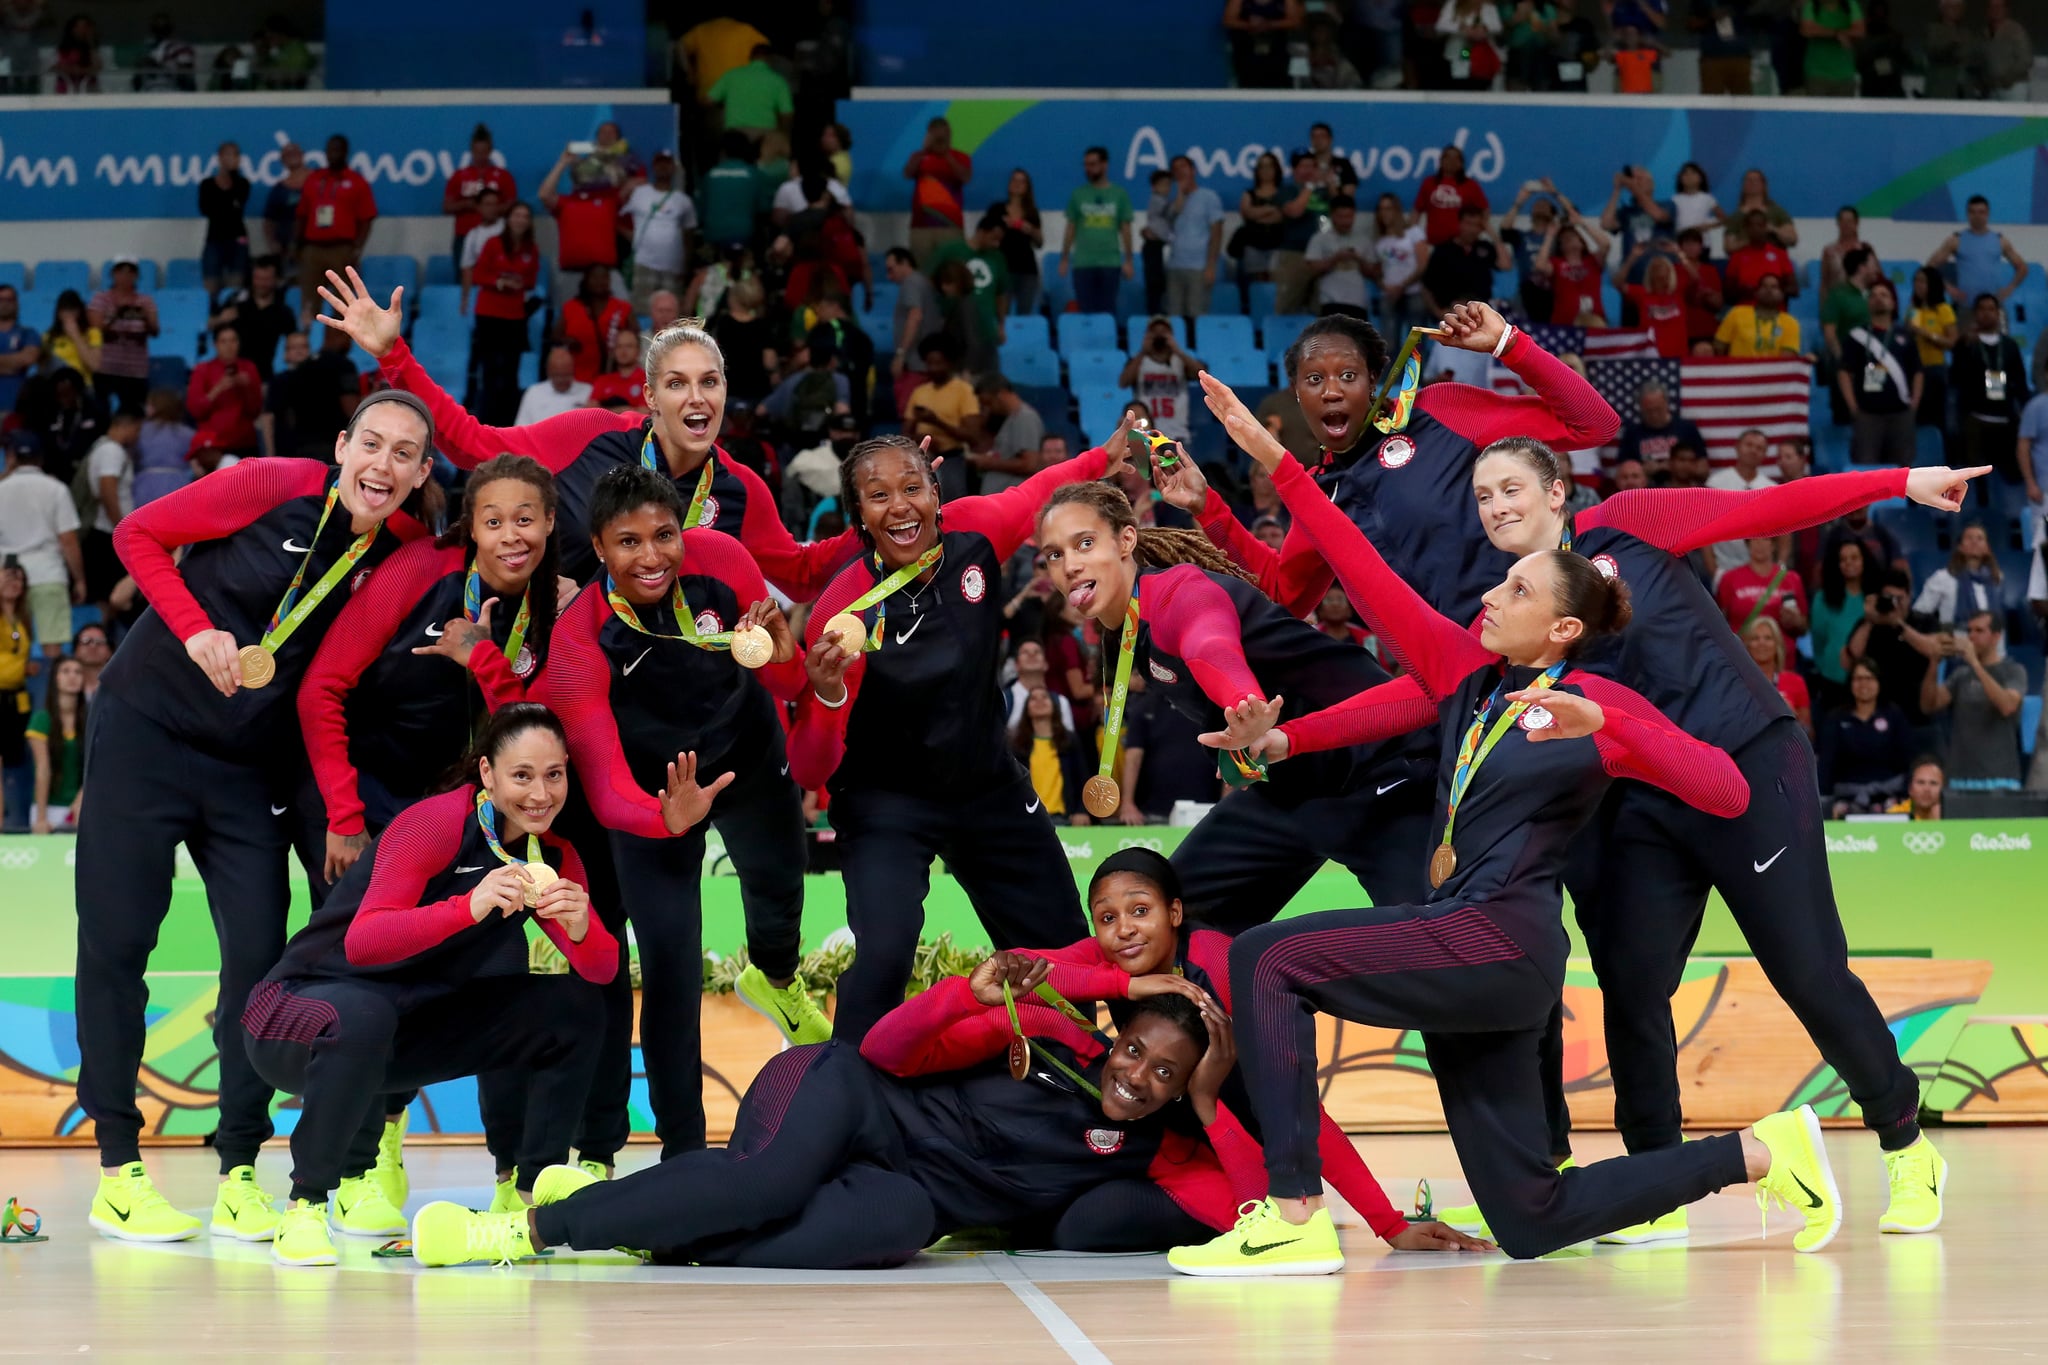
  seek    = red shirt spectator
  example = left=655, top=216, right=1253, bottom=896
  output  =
left=298, top=163, right=378, bottom=245
left=1549, top=256, right=1606, bottom=325
left=186, top=335, right=264, bottom=452
left=588, top=371, right=648, bottom=410
left=444, top=157, right=516, bottom=243
left=1412, top=154, right=1489, bottom=246
left=1715, top=559, right=1807, bottom=633
left=1770, top=668, right=1810, bottom=717
left=472, top=233, right=539, bottom=322
left=1725, top=239, right=1796, bottom=305
left=555, top=185, right=622, bottom=270
left=907, top=123, right=972, bottom=231
left=1623, top=283, right=1687, bottom=357
left=1681, top=257, right=1724, bottom=344
left=561, top=293, right=634, bottom=384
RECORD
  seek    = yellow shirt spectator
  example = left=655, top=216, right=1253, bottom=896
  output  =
left=903, top=375, right=980, bottom=456
left=1909, top=301, right=1955, bottom=367
left=1027, top=737, right=1068, bottom=816
left=680, top=17, right=769, bottom=105
left=1715, top=306, right=1802, bottom=358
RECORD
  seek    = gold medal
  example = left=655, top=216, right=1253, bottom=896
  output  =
left=522, top=861, right=559, bottom=908
left=237, top=644, right=276, bottom=690
left=1008, top=1036, right=1031, bottom=1081
left=1082, top=775, right=1121, bottom=819
left=729, top=623, right=774, bottom=669
left=824, top=612, right=867, bottom=656
left=1428, top=844, right=1457, bottom=889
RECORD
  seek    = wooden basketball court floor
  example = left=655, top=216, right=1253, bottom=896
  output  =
left=2, top=1127, right=2040, bottom=1362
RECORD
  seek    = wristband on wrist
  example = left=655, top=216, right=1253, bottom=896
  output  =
left=1492, top=323, right=1518, bottom=359
left=813, top=686, right=849, bottom=709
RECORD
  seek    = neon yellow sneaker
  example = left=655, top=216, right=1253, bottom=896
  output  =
left=1598, top=1206, right=1689, bottom=1245
left=577, top=1159, right=611, bottom=1181
left=209, top=1165, right=282, bottom=1241
left=412, top=1202, right=537, bottom=1268
left=734, top=964, right=833, bottom=1045
left=1437, top=1155, right=1575, bottom=1238
left=273, top=1200, right=338, bottom=1267
left=89, top=1162, right=202, bottom=1242
left=1753, top=1105, right=1842, bottom=1253
left=331, top=1175, right=408, bottom=1237
left=488, top=1177, right=532, bottom=1214
left=1879, top=1136, right=1946, bottom=1234
left=1168, top=1199, right=1345, bottom=1277
left=372, top=1110, right=409, bottom=1210
left=532, top=1164, right=600, bottom=1206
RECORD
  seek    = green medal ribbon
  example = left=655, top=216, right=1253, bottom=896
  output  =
left=463, top=562, right=532, bottom=674
left=604, top=576, right=736, bottom=653
left=1558, top=515, right=1576, bottom=554
left=474, top=790, right=541, bottom=868
left=1216, top=746, right=1270, bottom=790
left=639, top=427, right=718, bottom=530
left=1094, top=596, right=1142, bottom=789
left=1441, top=662, right=1567, bottom=852
left=1002, top=980, right=1102, bottom=1101
left=843, top=544, right=946, bottom=653
left=259, top=483, right=378, bottom=653
left=1362, top=327, right=1426, bottom=435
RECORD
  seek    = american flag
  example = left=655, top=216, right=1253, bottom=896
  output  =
left=1673, top=356, right=1815, bottom=468
left=1523, top=323, right=1661, bottom=360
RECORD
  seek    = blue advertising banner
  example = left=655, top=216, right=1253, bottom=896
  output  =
left=0, top=94, right=672, bottom=221
left=842, top=95, right=2048, bottom=226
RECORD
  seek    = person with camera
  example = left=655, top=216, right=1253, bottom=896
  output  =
left=1920, top=610, right=2027, bottom=791
left=1848, top=564, right=1941, bottom=755
left=87, top=260, right=159, bottom=417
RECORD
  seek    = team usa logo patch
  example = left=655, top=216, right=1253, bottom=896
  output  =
left=1084, top=1128, right=1126, bottom=1155
left=695, top=609, right=724, bottom=635
left=512, top=645, right=537, bottom=678
left=697, top=495, right=720, bottom=528
left=1519, top=705, right=1556, bottom=732
left=1148, top=659, right=1179, bottom=685
left=1591, top=554, right=1620, bottom=581
left=351, top=567, right=375, bottom=592
left=959, top=565, right=987, bottom=603
left=1377, top=434, right=1416, bottom=469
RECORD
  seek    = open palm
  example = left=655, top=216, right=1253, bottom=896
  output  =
left=316, top=266, right=403, bottom=359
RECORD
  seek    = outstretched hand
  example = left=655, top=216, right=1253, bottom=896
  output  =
left=1431, top=300, right=1508, bottom=354
left=661, top=751, right=736, bottom=835
left=1507, top=688, right=1603, bottom=741
left=1196, top=694, right=1284, bottom=753
left=1198, top=371, right=1287, bottom=472
left=1388, top=1221, right=1497, bottom=1253
left=1150, top=441, right=1210, bottom=513
left=1904, top=465, right=1992, bottom=513
left=316, top=266, right=404, bottom=359
left=411, top=598, right=493, bottom=668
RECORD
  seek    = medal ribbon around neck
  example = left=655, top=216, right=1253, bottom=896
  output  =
left=1440, top=662, right=1568, bottom=853
left=1002, top=980, right=1102, bottom=1100
left=604, top=574, right=736, bottom=652
left=639, top=427, right=717, bottom=529
left=1091, top=595, right=1143, bottom=791
left=844, top=544, right=946, bottom=653
left=464, top=561, right=532, bottom=670
left=259, top=482, right=378, bottom=654
left=474, top=790, right=542, bottom=868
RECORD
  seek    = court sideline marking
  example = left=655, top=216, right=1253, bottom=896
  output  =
left=981, top=1253, right=1112, bottom=1364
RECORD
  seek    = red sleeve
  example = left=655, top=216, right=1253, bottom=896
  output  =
left=857, top=975, right=1095, bottom=1077
left=533, top=834, right=619, bottom=983
left=785, top=565, right=870, bottom=790
left=343, top=791, right=478, bottom=966
left=1268, top=456, right=1493, bottom=701
left=1142, top=564, right=1265, bottom=710
left=298, top=540, right=463, bottom=837
left=475, top=239, right=510, bottom=293
left=940, top=444, right=1113, bottom=560
left=1576, top=674, right=1750, bottom=818
left=1276, top=673, right=1440, bottom=757
left=728, top=454, right=862, bottom=601
left=376, top=336, right=633, bottom=473
left=1581, top=468, right=1910, bottom=557
left=1017, top=937, right=1131, bottom=1003
left=685, top=529, right=808, bottom=702
left=115, top=457, right=332, bottom=642
left=1149, top=1105, right=1268, bottom=1232
left=1195, top=486, right=1334, bottom=620
left=1412, top=327, right=1620, bottom=451
left=466, top=639, right=529, bottom=712
left=532, top=588, right=670, bottom=839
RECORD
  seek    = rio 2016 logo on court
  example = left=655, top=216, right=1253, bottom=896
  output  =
left=697, top=496, right=720, bottom=528
left=1825, top=833, right=1877, bottom=853
left=1902, top=831, right=1945, bottom=854
left=1969, top=832, right=2032, bottom=851
left=695, top=610, right=723, bottom=635
left=1377, top=435, right=1416, bottom=469
left=959, top=566, right=986, bottom=602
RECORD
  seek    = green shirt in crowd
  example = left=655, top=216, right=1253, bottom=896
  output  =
left=927, top=239, right=1012, bottom=338
left=1801, top=0, right=1863, bottom=85
left=1065, top=182, right=1134, bottom=269
left=708, top=59, right=794, bottom=132
left=1821, top=282, right=1870, bottom=341
left=27, top=707, right=82, bottom=807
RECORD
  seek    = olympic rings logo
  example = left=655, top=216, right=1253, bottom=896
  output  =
left=0, top=848, right=39, bottom=869
left=1115, top=837, right=1164, bottom=853
left=1902, top=832, right=1946, bottom=855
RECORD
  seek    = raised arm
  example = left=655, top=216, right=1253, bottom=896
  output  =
left=1577, top=675, right=1749, bottom=818
left=938, top=440, right=1118, bottom=560
left=1143, top=563, right=1264, bottom=709
left=1582, top=465, right=1986, bottom=556
left=1413, top=309, right=1619, bottom=451
left=684, top=528, right=810, bottom=702
left=376, top=334, right=624, bottom=473
left=1193, top=490, right=1334, bottom=618
left=1016, top=937, right=1133, bottom=1003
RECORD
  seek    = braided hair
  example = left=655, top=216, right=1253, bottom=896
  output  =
left=838, top=434, right=933, bottom=550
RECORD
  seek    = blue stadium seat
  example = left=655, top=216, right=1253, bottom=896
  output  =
left=2023, top=694, right=2042, bottom=756
left=1116, top=273, right=1146, bottom=320
left=411, top=316, right=471, bottom=357
left=146, top=355, right=189, bottom=393
left=857, top=311, right=892, bottom=346
left=357, top=254, right=418, bottom=304
left=1006, top=314, right=1051, bottom=353
left=1075, top=386, right=1130, bottom=447
left=102, top=260, right=159, bottom=291
left=153, top=288, right=212, bottom=365
left=163, top=258, right=204, bottom=291
left=1066, top=348, right=1127, bottom=392
left=1057, top=314, right=1118, bottom=358
left=1263, top=315, right=1314, bottom=373
left=517, top=351, right=539, bottom=387
left=1197, top=315, right=1255, bottom=354
left=34, top=260, right=91, bottom=295
left=1125, top=316, right=1187, bottom=350
left=1016, top=384, right=1072, bottom=428
left=0, top=262, right=23, bottom=291
left=424, top=254, right=457, bottom=287
left=1041, top=255, right=1072, bottom=316
left=866, top=281, right=899, bottom=318
left=1208, top=279, right=1245, bottom=315
left=1245, top=281, right=1277, bottom=321
left=1913, top=424, right=1946, bottom=467
left=1881, top=259, right=1919, bottom=288
left=1492, top=267, right=1522, bottom=301
left=1205, top=347, right=1270, bottom=388
left=413, top=285, right=467, bottom=331
left=1600, top=280, right=1624, bottom=324
left=997, top=341, right=1060, bottom=388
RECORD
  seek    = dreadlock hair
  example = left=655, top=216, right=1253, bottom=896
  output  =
left=1282, top=312, right=1390, bottom=387
left=1035, top=481, right=1257, bottom=587
left=434, top=454, right=563, bottom=664
left=838, top=434, right=933, bottom=549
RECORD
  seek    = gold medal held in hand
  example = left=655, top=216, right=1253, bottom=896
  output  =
left=1007, top=1036, right=1031, bottom=1081
left=823, top=612, right=867, bottom=656
left=237, top=644, right=276, bottom=689
left=1428, top=844, right=1457, bottom=889
left=522, top=861, right=559, bottom=908
left=1081, top=775, right=1121, bottom=819
left=729, top=623, right=774, bottom=669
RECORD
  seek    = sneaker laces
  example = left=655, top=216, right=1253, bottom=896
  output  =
left=280, top=1201, right=325, bottom=1237
left=461, top=1212, right=528, bottom=1269
left=122, top=1175, right=181, bottom=1218
left=1230, top=1199, right=1273, bottom=1235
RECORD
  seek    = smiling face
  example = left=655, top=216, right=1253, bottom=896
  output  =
left=650, top=339, right=726, bottom=460
left=471, top=477, right=553, bottom=592
left=1744, top=618, right=1779, bottom=670
left=1849, top=661, right=1881, bottom=704
left=849, top=447, right=942, bottom=571
left=1039, top=503, right=1140, bottom=625
left=1291, top=335, right=1375, bottom=454
left=594, top=502, right=684, bottom=604
left=330, top=402, right=432, bottom=526
left=1089, top=871, right=1182, bottom=978
left=1478, top=553, right=1580, bottom=663
left=1097, top=1012, right=1202, bottom=1123
left=1473, top=451, right=1567, bottom=557
left=480, top=726, right=570, bottom=839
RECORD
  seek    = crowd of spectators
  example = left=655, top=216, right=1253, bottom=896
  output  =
left=2, top=6, right=317, bottom=95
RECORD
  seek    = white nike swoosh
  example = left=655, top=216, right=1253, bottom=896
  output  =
left=269, top=805, right=287, bottom=816
left=1376, top=779, right=1407, bottom=796
left=893, top=615, right=925, bottom=646
left=780, top=763, right=790, bottom=777
left=623, top=647, right=652, bottom=676
left=1754, top=847, right=1787, bottom=873
left=1025, top=796, right=1041, bottom=814
left=281, top=538, right=312, bottom=553
left=424, top=623, right=445, bottom=637
left=455, top=865, right=487, bottom=874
